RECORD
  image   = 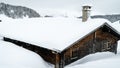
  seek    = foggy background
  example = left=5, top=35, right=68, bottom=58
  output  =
left=0, top=0, right=120, bottom=15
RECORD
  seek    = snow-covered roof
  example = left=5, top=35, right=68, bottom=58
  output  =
left=0, top=18, right=118, bottom=51
left=109, top=20, right=120, bottom=32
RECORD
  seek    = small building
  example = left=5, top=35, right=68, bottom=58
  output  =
left=0, top=5, right=120, bottom=68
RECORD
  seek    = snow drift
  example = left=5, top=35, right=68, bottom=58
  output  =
left=0, top=40, right=51, bottom=68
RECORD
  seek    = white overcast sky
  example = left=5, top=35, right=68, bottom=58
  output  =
left=0, top=0, right=120, bottom=14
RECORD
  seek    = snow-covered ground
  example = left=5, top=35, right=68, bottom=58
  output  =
left=0, top=40, right=52, bottom=68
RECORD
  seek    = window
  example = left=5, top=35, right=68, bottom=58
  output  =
left=71, top=47, right=78, bottom=60
left=102, top=40, right=111, bottom=51
left=106, top=41, right=111, bottom=49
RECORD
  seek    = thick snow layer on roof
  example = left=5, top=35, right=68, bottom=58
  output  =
left=109, top=21, right=120, bottom=32
left=0, top=40, right=52, bottom=68
left=0, top=18, right=111, bottom=51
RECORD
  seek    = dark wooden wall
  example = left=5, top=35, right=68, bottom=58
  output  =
left=61, top=27, right=119, bottom=66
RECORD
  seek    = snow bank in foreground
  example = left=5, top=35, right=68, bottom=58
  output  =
left=67, top=52, right=115, bottom=67
left=0, top=40, right=51, bottom=68
left=66, top=52, right=120, bottom=68
left=117, top=41, right=120, bottom=52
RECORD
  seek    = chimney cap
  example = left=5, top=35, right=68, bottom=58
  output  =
left=82, top=4, right=93, bottom=7
left=82, top=4, right=92, bottom=11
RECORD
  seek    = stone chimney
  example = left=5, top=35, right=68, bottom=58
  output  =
left=82, top=5, right=92, bottom=22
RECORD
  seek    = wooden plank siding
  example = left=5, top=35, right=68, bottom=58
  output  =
left=61, top=27, right=119, bottom=66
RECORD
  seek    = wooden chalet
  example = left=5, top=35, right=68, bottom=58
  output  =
left=0, top=18, right=119, bottom=68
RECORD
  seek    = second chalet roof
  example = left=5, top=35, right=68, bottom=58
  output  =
left=0, top=18, right=119, bottom=51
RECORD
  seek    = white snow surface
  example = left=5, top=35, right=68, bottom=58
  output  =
left=0, top=40, right=51, bottom=68
left=0, top=18, right=111, bottom=51
left=65, top=41, right=120, bottom=68
left=109, top=20, right=120, bottom=32
left=0, top=14, right=11, bottom=20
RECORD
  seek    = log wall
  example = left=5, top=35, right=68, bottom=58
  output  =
left=61, top=28, right=119, bottom=65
